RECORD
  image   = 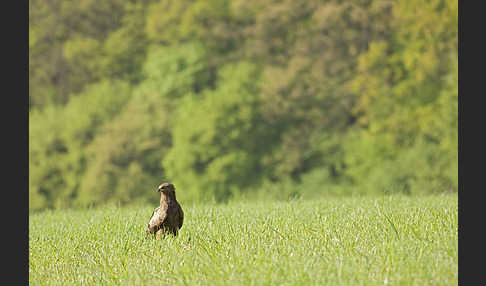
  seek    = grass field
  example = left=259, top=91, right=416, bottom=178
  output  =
left=29, top=194, right=457, bottom=285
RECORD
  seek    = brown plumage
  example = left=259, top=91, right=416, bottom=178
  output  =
left=145, top=183, right=184, bottom=239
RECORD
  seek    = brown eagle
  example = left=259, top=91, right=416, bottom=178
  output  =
left=145, top=183, right=184, bottom=239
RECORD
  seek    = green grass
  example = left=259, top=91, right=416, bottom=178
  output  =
left=29, top=194, right=457, bottom=285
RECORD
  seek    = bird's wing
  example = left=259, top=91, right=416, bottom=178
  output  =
left=148, top=206, right=166, bottom=231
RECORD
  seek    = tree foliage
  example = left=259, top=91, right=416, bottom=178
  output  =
left=163, top=62, right=265, bottom=203
left=346, top=0, right=458, bottom=194
left=29, top=0, right=458, bottom=210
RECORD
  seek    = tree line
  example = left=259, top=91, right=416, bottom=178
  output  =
left=29, top=0, right=458, bottom=210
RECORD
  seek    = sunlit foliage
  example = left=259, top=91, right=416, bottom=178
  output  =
left=29, top=0, right=458, bottom=210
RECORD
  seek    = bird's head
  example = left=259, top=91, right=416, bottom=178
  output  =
left=157, top=183, right=176, bottom=198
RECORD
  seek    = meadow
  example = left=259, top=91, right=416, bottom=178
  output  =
left=29, top=194, right=457, bottom=285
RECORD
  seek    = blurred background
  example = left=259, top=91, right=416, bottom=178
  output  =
left=29, top=0, right=458, bottom=211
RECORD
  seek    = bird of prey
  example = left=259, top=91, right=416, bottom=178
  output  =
left=146, top=183, right=184, bottom=239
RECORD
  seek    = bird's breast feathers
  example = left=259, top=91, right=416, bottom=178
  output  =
left=148, top=207, right=166, bottom=227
